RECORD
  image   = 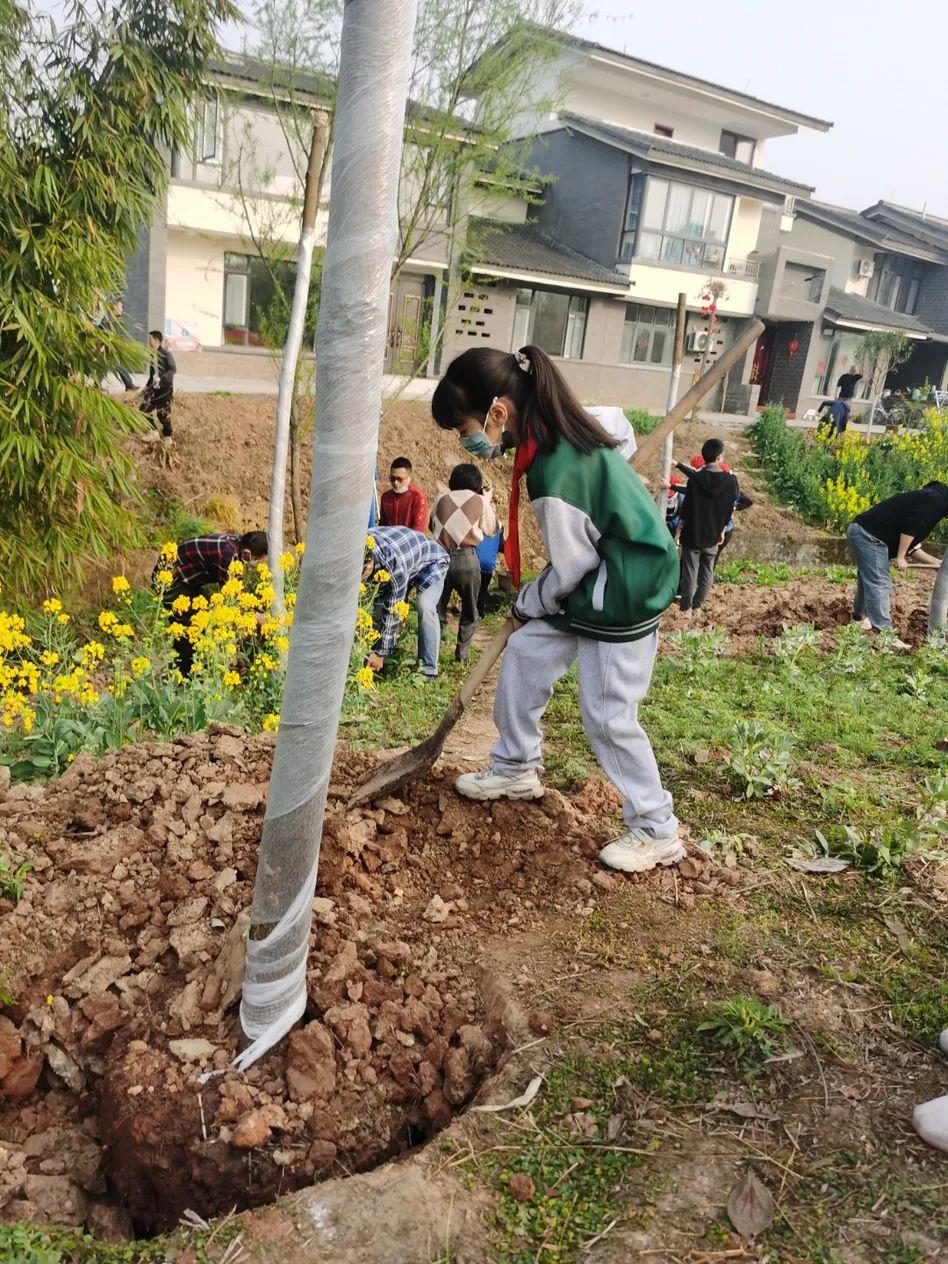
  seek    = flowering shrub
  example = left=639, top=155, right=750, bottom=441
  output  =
left=753, top=406, right=948, bottom=538
left=0, top=549, right=302, bottom=781
left=1, top=538, right=408, bottom=782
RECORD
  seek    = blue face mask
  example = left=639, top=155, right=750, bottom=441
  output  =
left=460, top=430, right=495, bottom=457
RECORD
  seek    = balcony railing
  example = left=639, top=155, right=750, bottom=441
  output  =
left=726, top=257, right=760, bottom=279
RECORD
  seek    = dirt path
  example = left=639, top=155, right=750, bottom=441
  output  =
left=441, top=624, right=501, bottom=769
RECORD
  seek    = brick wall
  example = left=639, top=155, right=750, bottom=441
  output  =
left=764, top=322, right=813, bottom=415
left=914, top=268, right=948, bottom=337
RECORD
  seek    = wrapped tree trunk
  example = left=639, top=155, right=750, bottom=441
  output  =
left=268, top=108, right=329, bottom=616
left=237, top=0, right=417, bottom=1070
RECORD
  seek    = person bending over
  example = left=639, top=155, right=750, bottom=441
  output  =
left=364, top=526, right=448, bottom=679
left=430, top=463, right=498, bottom=662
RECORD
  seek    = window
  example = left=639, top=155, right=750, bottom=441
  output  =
left=620, top=303, right=674, bottom=366
left=820, top=333, right=871, bottom=398
left=199, top=97, right=221, bottom=164
left=512, top=288, right=588, bottom=359
left=720, top=130, right=755, bottom=164
left=223, top=252, right=317, bottom=347
left=654, top=124, right=674, bottom=138
left=870, top=253, right=925, bottom=315
left=622, top=175, right=733, bottom=270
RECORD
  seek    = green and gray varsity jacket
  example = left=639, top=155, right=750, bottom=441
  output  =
left=513, top=438, right=680, bottom=642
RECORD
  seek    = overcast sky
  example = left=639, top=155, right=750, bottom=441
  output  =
left=571, top=0, right=948, bottom=214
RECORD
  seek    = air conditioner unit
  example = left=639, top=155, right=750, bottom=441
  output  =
left=686, top=330, right=711, bottom=353
left=858, top=258, right=875, bottom=279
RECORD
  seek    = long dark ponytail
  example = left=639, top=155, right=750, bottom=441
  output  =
left=432, top=345, right=619, bottom=456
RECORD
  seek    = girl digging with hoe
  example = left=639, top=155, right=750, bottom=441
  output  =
left=432, top=346, right=684, bottom=874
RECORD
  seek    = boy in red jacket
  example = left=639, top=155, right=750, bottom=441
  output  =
left=379, top=457, right=428, bottom=533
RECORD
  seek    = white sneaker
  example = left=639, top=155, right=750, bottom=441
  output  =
left=455, top=767, right=544, bottom=802
left=852, top=618, right=873, bottom=631
left=598, top=828, right=686, bottom=873
left=913, top=1095, right=948, bottom=1152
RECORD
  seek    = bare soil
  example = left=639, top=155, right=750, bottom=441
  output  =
left=661, top=570, right=940, bottom=649
left=0, top=728, right=635, bottom=1235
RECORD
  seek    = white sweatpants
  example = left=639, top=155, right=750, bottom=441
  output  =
left=491, top=620, right=677, bottom=835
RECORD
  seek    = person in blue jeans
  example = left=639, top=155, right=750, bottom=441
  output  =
left=475, top=526, right=504, bottom=617
left=846, top=482, right=948, bottom=641
left=364, top=526, right=448, bottom=679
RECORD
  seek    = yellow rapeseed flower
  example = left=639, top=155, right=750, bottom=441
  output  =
left=191, top=595, right=208, bottom=611
left=155, top=569, right=173, bottom=587
left=356, top=666, right=375, bottom=691
left=277, top=551, right=295, bottom=573
left=223, top=670, right=241, bottom=688
left=160, top=541, right=178, bottom=562
left=394, top=600, right=410, bottom=622
left=375, top=569, right=390, bottom=584
left=130, top=657, right=151, bottom=676
left=295, top=541, right=305, bottom=555
left=228, top=559, right=245, bottom=577
left=171, top=594, right=191, bottom=613
left=42, top=598, right=62, bottom=615
left=57, top=613, right=70, bottom=625
left=39, top=651, right=60, bottom=667
left=112, top=576, right=131, bottom=596
left=263, top=713, right=280, bottom=732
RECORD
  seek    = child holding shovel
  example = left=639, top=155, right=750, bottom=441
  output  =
left=430, top=345, right=683, bottom=874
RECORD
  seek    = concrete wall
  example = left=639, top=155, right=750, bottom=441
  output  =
left=626, top=260, right=758, bottom=316
left=469, top=188, right=529, bottom=224
left=124, top=208, right=168, bottom=345
left=165, top=231, right=229, bottom=349
left=784, top=218, right=857, bottom=290
left=167, top=183, right=311, bottom=247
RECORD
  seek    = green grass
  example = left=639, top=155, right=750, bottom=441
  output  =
left=0, top=1222, right=241, bottom=1264
left=469, top=1014, right=714, bottom=1263
left=624, top=407, right=661, bottom=436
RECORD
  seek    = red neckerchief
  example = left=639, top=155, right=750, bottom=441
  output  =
left=504, top=437, right=538, bottom=589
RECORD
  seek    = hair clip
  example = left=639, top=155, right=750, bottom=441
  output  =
left=513, top=348, right=532, bottom=374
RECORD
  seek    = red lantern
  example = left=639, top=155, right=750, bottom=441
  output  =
left=788, top=335, right=800, bottom=359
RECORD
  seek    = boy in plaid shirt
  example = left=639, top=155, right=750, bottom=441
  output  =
left=364, top=527, right=448, bottom=678
left=430, top=464, right=498, bottom=661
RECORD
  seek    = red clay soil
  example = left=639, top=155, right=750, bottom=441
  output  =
left=0, top=730, right=628, bottom=1235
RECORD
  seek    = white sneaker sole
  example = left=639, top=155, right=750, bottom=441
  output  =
left=599, top=840, right=686, bottom=874
left=456, top=781, right=545, bottom=803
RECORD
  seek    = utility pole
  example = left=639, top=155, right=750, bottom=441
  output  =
left=656, top=291, right=687, bottom=509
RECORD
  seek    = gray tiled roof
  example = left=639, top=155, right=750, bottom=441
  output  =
left=796, top=201, right=943, bottom=258
left=861, top=202, right=948, bottom=259
left=469, top=219, right=629, bottom=289
left=824, top=286, right=932, bottom=335
left=559, top=114, right=814, bottom=197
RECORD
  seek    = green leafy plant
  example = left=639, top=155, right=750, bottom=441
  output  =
left=725, top=720, right=799, bottom=799
left=829, top=624, right=873, bottom=676
left=624, top=407, right=662, bottom=435
left=698, top=996, right=791, bottom=1068
left=667, top=628, right=730, bottom=677
left=0, top=853, right=31, bottom=902
left=814, top=825, right=921, bottom=880
left=771, top=623, right=821, bottom=673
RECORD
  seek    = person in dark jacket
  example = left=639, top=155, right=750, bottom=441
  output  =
left=140, top=330, right=176, bottom=439
left=846, top=482, right=948, bottom=642
left=678, top=438, right=739, bottom=614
